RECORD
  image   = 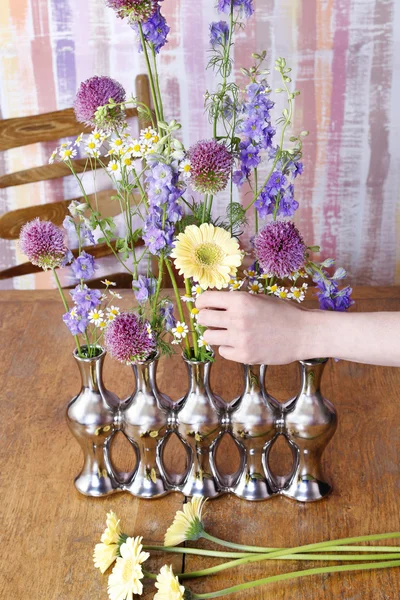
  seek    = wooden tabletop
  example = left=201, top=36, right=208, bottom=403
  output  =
left=2, top=287, right=400, bottom=599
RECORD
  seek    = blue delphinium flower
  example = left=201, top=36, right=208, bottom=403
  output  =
left=217, top=0, right=254, bottom=18
left=160, top=300, right=176, bottom=331
left=70, top=285, right=102, bottom=310
left=210, top=21, right=229, bottom=48
left=312, top=265, right=354, bottom=312
left=132, top=275, right=157, bottom=304
left=71, top=251, right=96, bottom=280
left=63, top=305, right=89, bottom=336
left=133, top=7, right=170, bottom=54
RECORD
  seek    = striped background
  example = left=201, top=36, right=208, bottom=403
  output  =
left=1, top=0, right=400, bottom=289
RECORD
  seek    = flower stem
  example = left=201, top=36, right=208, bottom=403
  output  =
left=191, top=560, right=400, bottom=598
left=150, top=44, right=164, bottom=122
left=52, top=268, right=82, bottom=357
left=185, top=278, right=199, bottom=359
left=165, top=258, right=191, bottom=357
left=138, top=23, right=161, bottom=125
left=143, top=546, right=253, bottom=559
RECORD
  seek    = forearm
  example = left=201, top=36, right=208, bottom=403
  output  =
left=304, top=310, right=400, bottom=367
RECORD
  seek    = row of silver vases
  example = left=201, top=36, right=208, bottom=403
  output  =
left=66, top=348, right=337, bottom=501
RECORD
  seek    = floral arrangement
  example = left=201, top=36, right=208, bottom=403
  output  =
left=93, top=498, right=400, bottom=599
left=19, top=0, right=353, bottom=363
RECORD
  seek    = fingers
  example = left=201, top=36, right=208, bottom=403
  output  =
left=196, top=291, right=230, bottom=310
left=218, top=345, right=240, bottom=362
left=203, top=328, right=232, bottom=347
left=197, top=308, right=229, bottom=328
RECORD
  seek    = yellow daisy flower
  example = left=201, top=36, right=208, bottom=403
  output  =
left=164, top=497, right=207, bottom=547
left=101, top=511, right=121, bottom=545
left=171, top=223, right=242, bottom=290
left=107, top=537, right=149, bottom=600
left=154, top=565, right=185, bottom=600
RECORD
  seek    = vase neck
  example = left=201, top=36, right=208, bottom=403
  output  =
left=185, top=360, right=210, bottom=395
left=132, top=360, right=156, bottom=395
left=74, top=352, right=105, bottom=394
left=244, top=364, right=262, bottom=394
left=298, top=359, right=327, bottom=395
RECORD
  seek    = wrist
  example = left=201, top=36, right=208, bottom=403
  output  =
left=297, top=308, right=335, bottom=361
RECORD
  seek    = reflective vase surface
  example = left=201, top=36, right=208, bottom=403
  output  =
left=282, top=358, right=337, bottom=502
left=121, top=354, right=170, bottom=498
left=177, top=356, right=224, bottom=498
left=230, top=364, right=279, bottom=501
left=66, top=347, right=120, bottom=497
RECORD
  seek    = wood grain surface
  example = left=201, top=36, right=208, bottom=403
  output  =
left=1, top=288, right=400, bottom=599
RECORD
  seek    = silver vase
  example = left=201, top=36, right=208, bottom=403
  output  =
left=229, top=364, right=279, bottom=501
left=66, top=347, right=120, bottom=497
left=121, top=354, right=170, bottom=498
left=177, top=356, right=224, bottom=498
left=281, top=358, right=337, bottom=502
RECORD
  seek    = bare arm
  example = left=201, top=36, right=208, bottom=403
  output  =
left=195, top=291, right=400, bottom=367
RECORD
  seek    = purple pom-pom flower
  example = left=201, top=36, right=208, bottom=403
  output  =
left=104, top=312, right=157, bottom=364
left=19, top=218, right=70, bottom=270
left=105, top=0, right=158, bottom=22
left=74, top=76, right=126, bottom=129
left=254, top=220, right=306, bottom=279
left=188, top=139, right=233, bottom=194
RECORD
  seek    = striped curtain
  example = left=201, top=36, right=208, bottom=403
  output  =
left=1, top=0, right=399, bottom=288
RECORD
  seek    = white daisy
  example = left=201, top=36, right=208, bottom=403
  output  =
left=229, top=279, right=244, bottom=291
left=248, top=281, right=264, bottom=295
left=275, top=287, right=289, bottom=299
left=267, top=283, right=279, bottom=294
left=89, top=309, right=105, bottom=326
left=140, top=126, right=157, bottom=145
left=106, top=306, right=120, bottom=321
left=74, top=133, right=84, bottom=147
left=244, top=268, right=258, bottom=279
left=49, top=149, right=58, bottom=164
left=109, top=290, right=123, bottom=299
left=102, top=279, right=117, bottom=287
left=60, top=147, right=77, bottom=161
left=191, top=283, right=204, bottom=297
left=109, top=137, right=125, bottom=152
left=171, top=321, right=189, bottom=340
left=107, top=160, right=122, bottom=179
left=190, top=307, right=199, bottom=321
left=179, top=158, right=192, bottom=179
left=198, top=336, right=211, bottom=351
left=181, top=294, right=195, bottom=303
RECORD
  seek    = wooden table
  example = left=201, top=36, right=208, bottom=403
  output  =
left=2, top=287, right=400, bottom=599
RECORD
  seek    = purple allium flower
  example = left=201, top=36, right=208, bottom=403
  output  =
left=74, top=76, right=126, bottom=129
left=71, top=251, right=97, bottom=280
left=19, top=218, right=69, bottom=270
left=254, top=220, right=306, bottom=279
left=188, top=139, right=233, bottom=194
left=210, top=21, right=229, bottom=48
left=70, top=285, right=102, bottom=311
left=132, top=275, right=157, bottom=303
left=104, top=312, right=157, bottom=364
left=139, top=7, right=170, bottom=53
left=160, top=300, right=176, bottom=331
left=105, top=0, right=158, bottom=22
left=217, top=0, right=254, bottom=18
left=63, top=306, right=89, bottom=336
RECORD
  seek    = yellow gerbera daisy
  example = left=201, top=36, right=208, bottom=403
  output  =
left=171, top=223, right=242, bottom=289
left=154, top=565, right=185, bottom=600
left=164, top=497, right=207, bottom=547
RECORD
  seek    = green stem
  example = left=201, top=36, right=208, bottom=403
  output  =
left=185, top=278, right=199, bottom=359
left=153, top=253, right=164, bottom=314
left=202, top=194, right=208, bottom=224
left=213, top=2, right=234, bottom=139
left=52, top=268, right=82, bottom=357
left=138, top=23, right=161, bottom=125
left=144, top=546, right=253, bottom=559
left=151, top=44, right=164, bottom=122
left=192, top=560, right=400, bottom=599
left=165, top=258, right=191, bottom=357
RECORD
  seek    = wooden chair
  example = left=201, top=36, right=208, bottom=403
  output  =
left=0, top=74, right=151, bottom=288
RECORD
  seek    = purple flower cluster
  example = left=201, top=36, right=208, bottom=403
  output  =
left=210, top=21, right=229, bottom=48
left=71, top=251, right=97, bottom=281
left=132, top=275, right=156, bottom=303
left=104, top=312, right=157, bottom=364
left=74, top=76, right=126, bottom=128
left=138, top=7, right=169, bottom=53
left=105, top=0, right=158, bottom=21
left=313, top=267, right=354, bottom=312
left=254, top=220, right=306, bottom=279
left=63, top=216, right=95, bottom=246
left=188, top=139, right=233, bottom=194
left=254, top=171, right=299, bottom=218
left=62, top=284, right=102, bottom=336
left=217, top=0, right=254, bottom=18
left=233, top=82, right=275, bottom=186
left=19, top=218, right=71, bottom=270
left=143, top=161, right=185, bottom=255
left=160, top=300, right=176, bottom=331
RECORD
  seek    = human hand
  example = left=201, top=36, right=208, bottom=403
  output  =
left=196, top=291, right=314, bottom=365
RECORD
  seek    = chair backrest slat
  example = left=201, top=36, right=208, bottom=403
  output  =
left=0, top=157, right=111, bottom=189
left=0, top=107, right=138, bottom=152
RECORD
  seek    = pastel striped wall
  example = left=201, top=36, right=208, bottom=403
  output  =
left=1, top=0, right=400, bottom=289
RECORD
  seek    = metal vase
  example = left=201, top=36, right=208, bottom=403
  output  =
left=229, top=364, right=279, bottom=501
left=282, top=358, right=337, bottom=502
left=66, top=347, right=120, bottom=497
left=121, top=354, right=170, bottom=498
left=176, top=356, right=224, bottom=498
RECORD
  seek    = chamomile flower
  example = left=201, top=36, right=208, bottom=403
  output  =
left=179, top=158, right=192, bottom=179
left=60, top=147, right=77, bottom=161
left=109, top=290, right=123, bottom=299
left=89, top=309, right=105, bottom=326
left=147, top=324, right=153, bottom=339
left=99, top=320, right=108, bottom=330
left=190, top=307, right=199, bottom=320
left=267, top=283, right=279, bottom=294
left=140, top=126, right=157, bottom=144
left=191, top=283, right=204, bottom=297
left=259, top=271, right=273, bottom=280
left=128, top=139, right=143, bottom=158
left=288, top=283, right=308, bottom=303
left=74, top=132, right=84, bottom=147
left=248, top=281, right=264, bottom=295
left=106, top=305, right=120, bottom=321
left=107, top=160, right=122, bottom=179
left=102, top=279, right=117, bottom=287
left=49, top=149, right=58, bottom=164
left=244, top=268, right=257, bottom=279
left=290, top=268, right=309, bottom=280
left=275, top=287, right=289, bottom=299
left=229, top=278, right=244, bottom=291
left=171, top=321, right=189, bottom=340
left=109, top=137, right=125, bottom=152
left=198, top=336, right=211, bottom=351
left=122, top=156, right=134, bottom=171
left=181, top=294, right=195, bottom=303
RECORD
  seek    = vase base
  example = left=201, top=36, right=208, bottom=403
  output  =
left=232, top=473, right=277, bottom=501
left=74, top=473, right=120, bottom=497
left=180, top=475, right=223, bottom=499
left=281, top=477, right=333, bottom=502
left=124, top=475, right=169, bottom=499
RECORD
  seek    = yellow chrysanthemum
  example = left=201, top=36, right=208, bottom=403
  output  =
left=93, top=542, right=118, bottom=574
left=154, top=565, right=185, bottom=600
left=164, top=497, right=207, bottom=547
left=101, top=511, right=121, bottom=545
left=171, top=223, right=242, bottom=290
left=107, top=537, right=150, bottom=600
